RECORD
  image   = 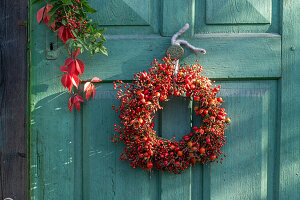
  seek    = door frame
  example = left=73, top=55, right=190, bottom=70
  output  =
left=0, top=0, right=28, bottom=199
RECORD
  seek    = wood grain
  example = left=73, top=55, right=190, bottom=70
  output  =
left=160, top=0, right=195, bottom=37
left=0, top=0, right=27, bottom=199
left=160, top=97, right=192, bottom=200
left=90, top=0, right=150, bottom=26
left=280, top=0, right=300, bottom=199
left=204, top=81, right=278, bottom=200
left=196, top=0, right=280, bottom=34
left=82, top=84, right=159, bottom=200
left=82, top=35, right=281, bottom=80
left=206, top=0, right=271, bottom=24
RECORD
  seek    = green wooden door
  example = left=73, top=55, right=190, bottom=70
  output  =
left=29, top=0, right=300, bottom=199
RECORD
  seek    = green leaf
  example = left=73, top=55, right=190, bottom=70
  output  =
left=71, top=30, right=78, bottom=38
left=76, top=38, right=89, bottom=50
left=48, top=14, right=57, bottom=26
left=47, top=4, right=62, bottom=16
left=62, top=0, right=72, bottom=4
left=31, top=0, right=44, bottom=5
left=99, top=45, right=108, bottom=56
left=82, top=2, right=97, bottom=14
left=61, top=19, right=67, bottom=25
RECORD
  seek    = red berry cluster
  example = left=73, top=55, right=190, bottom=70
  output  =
left=112, top=57, right=231, bottom=174
left=56, top=2, right=90, bottom=37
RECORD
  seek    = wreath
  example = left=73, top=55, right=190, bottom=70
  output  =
left=112, top=57, right=231, bottom=174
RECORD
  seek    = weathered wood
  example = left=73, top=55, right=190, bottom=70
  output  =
left=203, top=81, right=278, bottom=200
left=82, top=84, right=159, bottom=200
left=83, top=35, right=281, bottom=80
left=91, top=0, right=160, bottom=35
left=0, top=0, right=27, bottom=199
left=195, top=0, right=280, bottom=34
left=90, top=0, right=150, bottom=25
left=206, top=0, right=271, bottom=24
left=160, top=0, right=195, bottom=36
left=280, top=0, right=300, bottom=199
left=160, top=97, right=192, bottom=200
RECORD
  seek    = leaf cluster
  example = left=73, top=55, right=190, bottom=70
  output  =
left=33, top=0, right=107, bottom=56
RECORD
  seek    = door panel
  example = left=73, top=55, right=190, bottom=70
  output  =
left=81, top=81, right=278, bottom=200
left=82, top=84, right=160, bottom=200
left=205, top=81, right=278, bottom=200
left=90, top=0, right=160, bottom=34
left=196, top=0, right=280, bottom=33
left=206, top=0, right=271, bottom=24
left=30, top=0, right=285, bottom=199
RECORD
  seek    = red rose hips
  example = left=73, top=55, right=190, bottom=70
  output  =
left=177, top=151, right=183, bottom=156
left=206, top=137, right=211, bottom=144
left=138, top=118, right=143, bottom=124
left=210, top=154, right=216, bottom=160
left=191, top=158, right=197, bottom=164
left=199, top=147, right=205, bottom=154
left=147, top=161, right=153, bottom=169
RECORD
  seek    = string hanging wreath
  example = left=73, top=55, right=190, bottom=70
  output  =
left=112, top=57, right=231, bottom=174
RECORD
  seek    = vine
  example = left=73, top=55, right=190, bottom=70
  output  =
left=34, top=0, right=107, bottom=111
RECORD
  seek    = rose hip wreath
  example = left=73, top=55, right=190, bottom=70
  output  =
left=112, top=57, right=231, bottom=174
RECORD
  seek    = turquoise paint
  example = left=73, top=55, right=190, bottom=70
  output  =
left=30, top=0, right=300, bottom=199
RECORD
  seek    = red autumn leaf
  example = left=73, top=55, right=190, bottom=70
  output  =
left=85, top=88, right=92, bottom=101
left=73, top=48, right=80, bottom=58
left=75, top=60, right=82, bottom=75
left=43, top=14, right=50, bottom=25
left=57, top=26, right=75, bottom=43
left=75, top=95, right=84, bottom=102
left=37, top=6, right=45, bottom=24
left=74, top=101, right=81, bottom=111
left=84, top=82, right=91, bottom=92
left=71, top=75, right=79, bottom=88
left=66, top=28, right=75, bottom=41
left=61, top=73, right=73, bottom=92
left=74, top=95, right=84, bottom=111
left=45, top=4, right=53, bottom=13
left=61, top=73, right=69, bottom=88
left=60, top=65, right=68, bottom=73
left=57, top=26, right=65, bottom=41
left=37, top=4, right=53, bottom=26
left=84, top=82, right=95, bottom=101
left=70, top=61, right=79, bottom=77
left=65, top=57, right=73, bottom=66
left=43, top=4, right=53, bottom=25
left=49, top=20, right=56, bottom=30
left=91, top=77, right=102, bottom=82
left=75, top=59, right=85, bottom=75
left=68, top=96, right=74, bottom=112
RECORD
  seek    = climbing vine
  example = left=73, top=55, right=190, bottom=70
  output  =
left=35, top=0, right=107, bottom=111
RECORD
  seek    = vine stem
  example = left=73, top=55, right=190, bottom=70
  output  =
left=65, top=43, right=72, bottom=57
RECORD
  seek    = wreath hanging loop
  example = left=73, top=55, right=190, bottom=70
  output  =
left=170, top=23, right=206, bottom=55
left=166, top=23, right=206, bottom=77
left=112, top=56, right=231, bottom=174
